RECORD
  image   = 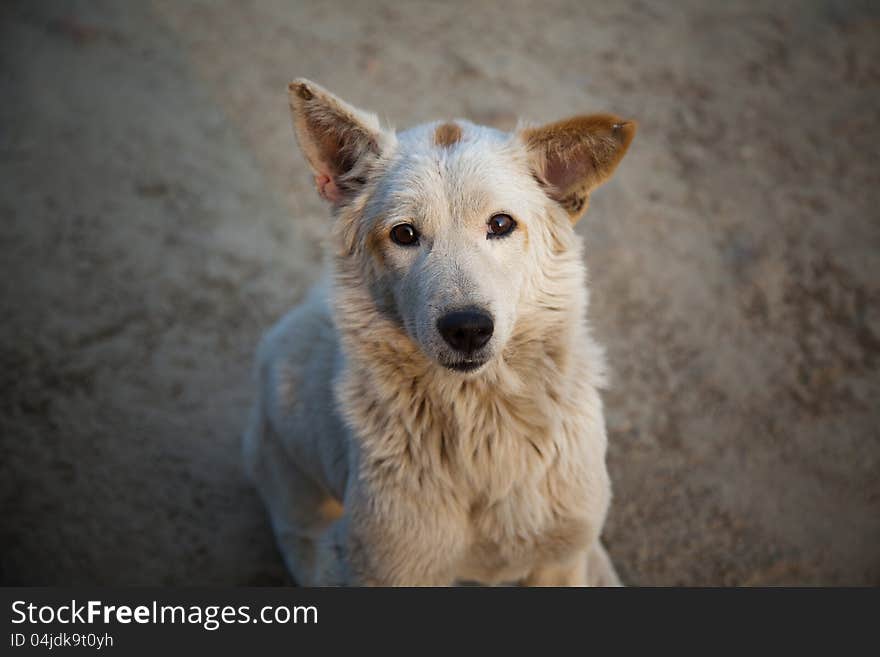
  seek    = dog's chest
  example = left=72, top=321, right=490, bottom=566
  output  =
left=446, top=397, right=604, bottom=583
left=345, top=362, right=608, bottom=582
left=455, top=479, right=593, bottom=584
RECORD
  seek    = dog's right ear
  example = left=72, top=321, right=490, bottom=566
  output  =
left=288, top=79, right=394, bottom=205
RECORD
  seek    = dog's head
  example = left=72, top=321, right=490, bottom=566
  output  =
left=288, top=79, right=635, bottom=375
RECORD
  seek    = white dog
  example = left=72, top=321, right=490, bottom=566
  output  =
left=243, top=79, right=636, bottom=585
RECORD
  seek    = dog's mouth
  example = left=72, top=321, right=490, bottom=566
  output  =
left=440, top=358, right=488, bottom=373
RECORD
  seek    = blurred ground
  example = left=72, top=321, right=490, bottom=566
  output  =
left=1, top=0, right=878, bottom=585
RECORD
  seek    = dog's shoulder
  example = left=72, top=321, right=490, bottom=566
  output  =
left=258, top=278, right=333, bottom=361
left=255, top=277, right=339, bottom=425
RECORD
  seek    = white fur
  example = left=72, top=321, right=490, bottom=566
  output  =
left=243, top=80, right=633, bottom=586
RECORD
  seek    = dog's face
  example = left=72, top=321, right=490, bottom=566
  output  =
left=288, top=79, right=635, bottom=374
left=364, top=125, right=542, bottom=372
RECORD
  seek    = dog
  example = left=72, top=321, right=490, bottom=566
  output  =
left=243, top=78, right=636, bottom=586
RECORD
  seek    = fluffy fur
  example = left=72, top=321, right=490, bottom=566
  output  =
left=243, top=79, right=636, bottom=586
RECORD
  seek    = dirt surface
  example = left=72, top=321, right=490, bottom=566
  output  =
left=2, top=0, right=878, bottom=585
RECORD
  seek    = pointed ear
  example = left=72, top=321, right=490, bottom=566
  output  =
left=288, top=78, right=394, bottom=205
left=519, top=114, right=636, bottom=222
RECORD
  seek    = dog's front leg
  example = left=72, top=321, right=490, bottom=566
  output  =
left=523, top=555, right=588, bottom=587
left=524, top=540, right=622, bottom=587
left=310, top=515, right=355, bottom=586
left=585, top=540, right=622, bottom=587
left=310, top=513, right=454, bottom=586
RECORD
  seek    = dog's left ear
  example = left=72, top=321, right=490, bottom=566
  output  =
left=288, top=78, right=394, bottom=205
left=519, top=114, right=636, bottom=222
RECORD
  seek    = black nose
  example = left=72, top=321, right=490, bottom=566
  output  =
left=437, top=309, right=494, bottom=354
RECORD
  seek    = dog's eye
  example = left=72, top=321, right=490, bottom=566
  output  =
left=390, top=223, right=419, bottom=246
left=487, top=213, right=516, bottom=238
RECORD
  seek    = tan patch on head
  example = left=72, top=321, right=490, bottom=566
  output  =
left=434, top=122, right=463, bottom=148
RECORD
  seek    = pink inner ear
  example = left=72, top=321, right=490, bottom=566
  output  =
left=315, top=173, right=342, bottom=204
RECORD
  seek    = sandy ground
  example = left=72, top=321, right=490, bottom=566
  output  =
left=1, top=0, right=878, bottom=585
